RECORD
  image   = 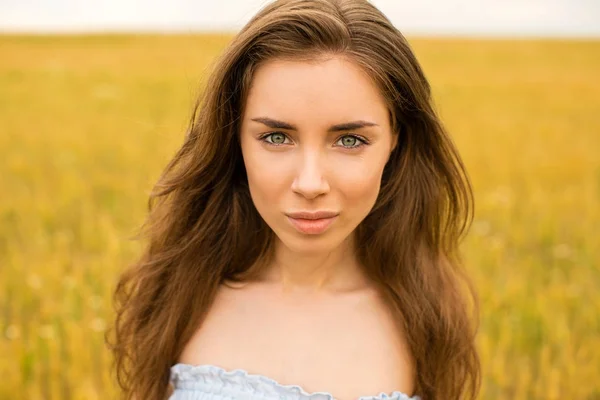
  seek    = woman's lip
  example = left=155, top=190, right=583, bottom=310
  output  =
left=287, top=215, right=338, bottom=235
left=286, top=211, right=339, bottom=220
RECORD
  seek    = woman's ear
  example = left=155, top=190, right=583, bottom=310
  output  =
left=388, top=110, right=399, bottom=158
left=391, top=133, right=398, bottom=152
left=388, top=132, right=398, bottom=161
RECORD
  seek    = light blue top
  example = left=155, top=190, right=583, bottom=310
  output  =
left=169, top=363, right=421, bottom=400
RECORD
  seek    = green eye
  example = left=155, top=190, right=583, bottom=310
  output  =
left=341, top=136, right=357, bottom=147
left=337, top=135, right=365, bottom=148
left=264, top=132, right=288, bottom=145
left=271, top=133, right=285, bottom=144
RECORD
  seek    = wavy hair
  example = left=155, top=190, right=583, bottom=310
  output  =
left=108, top=0, right=481, bottom=399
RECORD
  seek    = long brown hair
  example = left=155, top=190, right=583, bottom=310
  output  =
left=108, top=0, right=481, bottom=399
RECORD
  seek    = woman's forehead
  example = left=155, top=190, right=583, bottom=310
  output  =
left=243, top=56, right=390, bottom=128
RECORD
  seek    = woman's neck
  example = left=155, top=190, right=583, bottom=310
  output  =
left=258, top=236, right=372, bottom=294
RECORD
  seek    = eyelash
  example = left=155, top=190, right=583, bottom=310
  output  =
left=259, top=132, right=369, bottom=149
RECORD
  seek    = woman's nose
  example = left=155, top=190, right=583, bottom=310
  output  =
left=290, top=151, right=330, bottom=200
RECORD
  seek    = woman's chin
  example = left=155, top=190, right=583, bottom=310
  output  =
left=276, top=232, right=348, bottom=256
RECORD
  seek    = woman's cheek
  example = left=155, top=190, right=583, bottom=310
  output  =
left=335, top=156, right=387, bottom=216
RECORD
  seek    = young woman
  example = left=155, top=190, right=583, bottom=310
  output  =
left=109, top=0, right=481, bottom=399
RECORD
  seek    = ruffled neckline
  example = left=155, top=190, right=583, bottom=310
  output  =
left=170, top=363, right=420, bottom=400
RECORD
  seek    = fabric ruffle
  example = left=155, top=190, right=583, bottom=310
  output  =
left=170, top=363, right=421, bottom=400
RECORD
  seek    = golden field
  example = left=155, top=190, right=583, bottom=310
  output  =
left=0, top=34, right=598, bottom=399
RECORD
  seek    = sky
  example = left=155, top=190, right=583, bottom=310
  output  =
left=0, top=0, right=599, bottom=37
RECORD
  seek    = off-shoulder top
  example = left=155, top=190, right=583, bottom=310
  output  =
left=169, top=363, right=421, bottom=400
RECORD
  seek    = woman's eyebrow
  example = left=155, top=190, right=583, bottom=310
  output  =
left=250, top=117, right=379, bottom=132
left=328, top=121, right=379, bottom=132
left=251, top=117, right=297, bottom=130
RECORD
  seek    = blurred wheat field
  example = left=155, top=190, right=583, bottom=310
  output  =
left=0, top=34, right=598, bottom=399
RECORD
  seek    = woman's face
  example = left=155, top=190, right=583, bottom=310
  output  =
left=240, top=56, right=396, bottom=254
